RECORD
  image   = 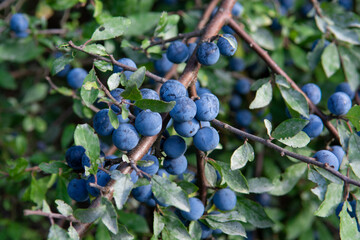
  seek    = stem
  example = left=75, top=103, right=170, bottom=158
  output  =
left=196, top=150, right=208, bottom=205
left=24, top=210, right=79, bottom=222
left=310, top=0, right=324, bottom=18
left=227, top=18, right=340, bottom=142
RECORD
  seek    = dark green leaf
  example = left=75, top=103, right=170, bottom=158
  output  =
left=39, top=161, right=69, bottom=174
left=307, top=39, right=327, bottom=70
left=162, top=214, right=191, bottom=240
left=249, top=80, right=272, bottom=109
left=289, top=44, right=309, bottom=71
left=8, top=157, right=28, bottom=178
left=272, top=118, right=309, bottom=139
left=30, top=176, right=49, bottom=206
left=321, top=43, right=340, bottom=77
left=277, top=82, right=309, bottom=118
left=55, top=200, right=73, bottom=217
left=230, top=142, right=255, bottom=170
left=135, top=99, right=175, bottom=113
left=0, top=67, right=17, bottom=90
left=47, top=0, right=79, bottom=10
left=340, top=201, right=360, bottom=239
left=127, top=66, right=146, bottom=88
left=74, top=124, right=100, bottom=167
left=315, top=183, right=343, bottom=217
left=101, top=197, right=118, bottom=234
left=51, top=53, right=73, bottom=76
left=236, top=198, right=273, bottom=228
left=121, top=84, right=142, bottom=101
left=0, top=39, right=44, bottom=63
left=349, top=134, right=360, bottom=179
left=81, top=69, right=99, bottom=107
left=346, top=105, right=360, bottom=131
left=92, top=17, right=131, bottom=41
left=111, top=171, right=134, bottom=210
left=339, top=46, right=360, bottom=91
left=118, top=211, right=149, bottom=233
left=127, top=12, right=163, bottom=37
left=61, top=124, right=76, bottom=149
left=108, top=109, right=119, bottom=129
left=248, top=177, right=274, bottom=193
left=110, top=225, right=134, bottom=240
left=250, top=28, right=275, bottom=50
left=217, top=162, right=249, bottom=194
left=83, top=44, right=108, bottom=56
left=74, top=205, right=106, bottom=223
left=206, top=211, right=246, bottom=223
left=22, top=83, right=48, bottom=104
left=177, top=180, right=199, bottom=195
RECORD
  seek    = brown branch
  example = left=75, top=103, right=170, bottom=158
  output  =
left=0, top=0, right=15, bottom=10
left=211, top=119, right=360, bottom=188
left=196, top=0, right=221, bottom=31
left=24, top=210, right=79, bottom=222
left=196, top=150, right=208, bottom=205
left=227, top=18, right=340, bottom=142
left=37, top=29, right=68, bottom=35
left=310, top=0, right=324, bottom=18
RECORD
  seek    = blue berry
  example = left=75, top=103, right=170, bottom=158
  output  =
left=314, top=150, right=339, bottom=171
left=229, top=57, right=245, bottom=71
left=135, top=109, right=162, bottom=136
left=280, top=0, right=294, bottom=10
left=330, top=145, right=345, bottom=166
left=157, top=169, right=170, bottom=178
left=138, top=154, right=159, bottom=176
left=86, top=170, right=111, bottom=197
left=335, top=82, right=355, bottom=100
left=236, top=109, right=253, bottom=127
left=109, top=88, right=127, bottom=113
left=154, top=53, right=173, bottom=74
left=66, top=146, right=86, bottom=171
left=222, top=25, right=235, bottom=35
left=197, top=42, right=220, bottom=66
left=339, top=0, right=353, bottom=11
left=163, top=135, right=187, bottom=159
left=113, top=58, right=137, bottom=79
left=170, top=97, right=197, bottom=122
left=195, top=93, right=219, bottom=121
left=93, top=109, right=115, bottom=136
left=166, top=41, right=189, bottom=63
left=67, top=179, right=89, bottom=202
left=213, top=188, right=237, bottom=211
left=163, top=155, right=188, bottom=175
left=81, top=154, right=91, bottom=168
left=67, top=68, right=87, bottom=89
left=302, top=114, right=323, bottom=139
left=197, top=87, right=211, bottom=96
left=112, top=124, right=140, bottom=151
left=54, top=52, right=71, bottom=77
left=327, top=92, right=352, bottom=116
left=180, top=197, right=204, bottom=221
left=132, top=184, right=152, bottom=202
left=217, top=34, right=237, bottom=56
left=133, top=88, right=160, bottom=115
left=160, top=79, right=187, bottom=102
left=235, top=78, right=251, bottom=95
left=174, top=118, right=200, bottom=137
left=229, top=94, right=242, bottom=110
left=232, top=2, right=244, bottom=17
left=10, top=13, right=28, bottom=34
left=193, top=127, right=219, bottom=152
left=200, top=222, right=213, bottom=239
left=301, top=83, right=322, bottom=105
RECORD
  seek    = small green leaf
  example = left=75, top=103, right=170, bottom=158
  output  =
left=51, top=53, right=73, bottom=76
left=107, top=73, right=120, bottom=91
left=68, top=226, right=79, bottom=240
left=248, top=177, right=274, bottom=193
left=153, top=211, right=165, bottom=238
left=151, top=175, right=190, bottom=212
left=217, top=162, right=249, bottom=194
left=307, top=39, right=327, bottom=70
left=230, top=142, right=255, bottom=170
left=250, top=77, right=270, bottom=91
left=92, top=17, right=132, bottom=41
left=205, top=162, right=218, bottom=187
left=177, top=181, right=199, bottom=195
left=250, top=28, right=275, bottom=50
left=237, top=198, right=273, bottom=228
left=162, top=213, right=191, bottom=240
left=346, top=105, right=360, bottom=131
left=48, top=224, right=68, bottom=240
left=55, top=199, right=73, bottom=217
left=74, top=124, right=100, bottom=166
left=277, top=131, right=310, bottom=148
left=81, top=69, right=99, bottom=107
left=339, top=46, right=359, bottom=91
left=289, top=44, right=309, bottom=71
left=249, top=81, right=272, bottom=109
left=108, top=108, right=119, bottom=129
left=315, top=183, right=343, bottom=217
left=272, top=118, right=309, bottom=139
left=83, top=43, right=108, bottom=56
left=205, top=219, right=246, bottom=237
left=127, top=66, right=146, bottom=88
left=189, top=221, right=202, bottom=240
left=74, top=205, right=106, bottom=223
left=39, top=161, right=69, bottom=174
left=94, top=60, right=113, bottom=72
left=101, top=197, right=118, bottom=234
left=328, top=25, right=360, bottom=45
left=121, top=105, right=130, bottom=120
left=135, top=99, right=175, bottom=113
left=22, top=83, right=48, bottom=104
left=111, top=171, right=134, bottom=210
left=340, top=201, right=360, bottom=239
left=321, top=43, right=340, bottom=77
left=110, top=224, right=135, bottom=240
left=206, top=211, right=246, bottom=223
left=264, top=119, right=272, bottom=137
left=121, top=84, right=142, bottom=101
left=0, top=67, right=17, bottom=90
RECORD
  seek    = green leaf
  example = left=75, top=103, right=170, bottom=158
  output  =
left=22, top=83, right=48, bottom=104
left=314, top=166, right=343, bottom=184
left=55, top=199, right=73, bottom=217
left=177, top=181, right=199, bottom=195
left=110, top=225, right=135, bottom=240
left=118, top=211, right=149, bottom=234
left=8, top=157, right=28, bottom=178
left=121, top=84, right=142, bottom=101
left=321, top=43, right=340, bottom=77
left=107, top=73, right=121, bottom=91
left=121, top=104, right=130, bottom=120
left=346, top=105, right=360, bottom=131
left=127, top=12, right=163, bottom=37
left=68, top=226, right=79, bottom=240
left=73, top=205, right=106, bottom=223
left=328, top=25, right=360, bottom=45
left=74, top=124, right=100, bottom=167
left=162, top=213, right=191, bottom=240
left=61, top=124, right=76, bottom=149
left=272, top=118, right=309, bottom=139
left=111, top=170, right=134, bottom=210
left=153, top=211, right=165, bottom=238
left=337, top=122, right=351, bottom=150
left=339, top=46, right=360, bottom=91
left=250, top=77, right=270, bottom=91
left=30, top=175, right=48, bottom=206
left=94, top=60, right=113, bottom=72
left=127, top=66, right=146, bottom=88
left=206, top=211, right=246, bottom=223
left=189, top=221, right=202, bottom=240
left=205, top=162, right=218, bottom=187
left=0, top=67, right=17, bottom=90
left=236, top=198, right=273, bottom=228
left=151, top=175, right=190, bottom=212
left=270, top=163, right=307, bottom=196
left=205, top=219, right=246, bottom=237
left=250, top=28, right=275, bottom=50
left=83, top=44, right=108, bottom=56
left=92, top=17, right=132, bottom=41
left=101, top=198, right=118, bottom=234
left=39, top=161, right=69, bottom=174
left=308, top=169, right=327, bottom=201
left=93, top=0, right=103, bottom=17
left=135, top=99, right=175, bottom=113
left=264, top=119, right=272, bottom=137
left=217, top=162, right=249, bottom=194
left=315, top=183, right=343, bottom=217
left=248, top=177, right=274, bottom=193
left=47, top=0, right=79, bottom=10
left=307, top=39, right=327, bottom=70
left=340, top=201, right=360, bottom=239
left=289, top=44, right=309, bottom=71
left=0, top=39, right=44, bottom=63
left=108, top=108, right=119, bottom=129
left=230, top=142, right=255, bottom=170
left=81, top=69, right=99, bottom=107
left=277, top=131, right=311, bottom=148
left=48, top=224, right=68, bottom=240
left=52, top=53, right=73, bottom=76
left=349, top=134, right=360, bottom=178
left=277, top=81, right=309, bottom=118
left=249, top=80, right=272, bottom=109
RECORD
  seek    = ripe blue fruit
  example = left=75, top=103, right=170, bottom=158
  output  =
left=138, top=154, right=159, bottom=176
left=197, top=42, right=220, bottom=66
left=54, top=52, right=71, bottom=77
left=200, top=121, right=211, bottom=128
left=180, top=198, right=204, bottom=221
left=235, top=78, right=251, bottom=95
left=213, top=188, right=237, bottom=211
left=174, top=118, right=200, bottom=137
left=335, top=82, right=355, bottom=100
left=66, top=146, right=86, bottom=170
left=163, top=135, right=187, bottom=158
left=314, top=150, right=339, bottom=171
left=157, top=169, right=170, bottom=178
left=170, top=96, right=197, bottom=122
left=135, top=109, right=162, bottom=136
left=81, top=150, right=105, bottom=168
left=330, top=145, right=345, bottom=166
left=67, top=68, right=87, bottom=89
left=109, top=88, right=126, bottom=113
left=10, top=13, right=28, bottom=34
left=113, top=58, right=137, bottom=79
left=132, top=184, right=152, bottom=202
left=302, top=114, right=323, bottom=139
left=301, top=83, right=322, bottom=105
left=229, top=57, right=245, bottom=72
left=199, top=222, right=213, bottom=239
left=232, top=2, right=244, bottom=17
left=163, top=155, right=188, bottom=175
left=93, top=109, right=116, bottom=136
left=327, top=92, right=352, bottom=116
left=195, top=93, right=219, bottom=121
left=193, top=127, right=219, bottom=152
left=86, top=170, right=111, bottom=197
left=160, top=79, right=187, bottom=102
left=112, top=123, right=140, bottom=151
left=197, top=87, right=211, bottom=96
left=280, top=0, right=294, bottom=10
left=217, top=34, right=238, bottom=56
left=67, top=179, right=89, bottom=202
left=236, top=109, right=253, bottom=127
left=339, top=0, right=353, bottom=11
left=154, top=53, right=173, bottom=74
left=222, top=25, right=235, bottom=35
left=229, top=94, right=242, bottom=110
left=166, top=41, right=189, bottom=63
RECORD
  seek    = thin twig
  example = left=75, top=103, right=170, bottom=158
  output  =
left=310, top=0, right=324, bottom=18
left=24, top=210, right=79, bottom=222
left=196, top=150, right=208, bottom=205
left=37, top=29, right=68, bottom=35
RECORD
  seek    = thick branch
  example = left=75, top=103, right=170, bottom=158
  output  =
left=211, top=119, right=360, bottom=188
left=227, top=18, right=340, bottom=142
